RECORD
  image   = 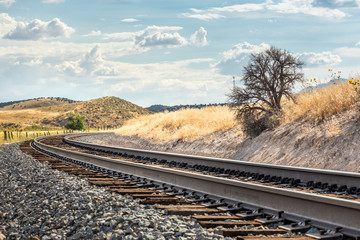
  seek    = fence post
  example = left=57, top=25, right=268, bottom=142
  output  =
left=4, top=131, right=7, bottom=140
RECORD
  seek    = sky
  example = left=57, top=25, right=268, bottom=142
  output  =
left=0, top=0, right=360, bottom=107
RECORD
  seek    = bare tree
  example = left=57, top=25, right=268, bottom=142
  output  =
left=229, top=46, right=304, bottom=118
left=228, top=46, right=304, bottom=136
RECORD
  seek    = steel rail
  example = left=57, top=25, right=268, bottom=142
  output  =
left=64, top=133, right=360, bottom=189
left=34, top=135, right=360, bottom=233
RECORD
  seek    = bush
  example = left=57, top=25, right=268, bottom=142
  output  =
left=242, top=112, right=280, bottom=138
left=64, top=114, right=86, bottom=130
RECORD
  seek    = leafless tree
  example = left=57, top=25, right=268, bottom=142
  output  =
left=228, top=46, right=304, bottom=119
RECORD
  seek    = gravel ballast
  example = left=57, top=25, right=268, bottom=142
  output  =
left=0, top=143, right=231, bottom=240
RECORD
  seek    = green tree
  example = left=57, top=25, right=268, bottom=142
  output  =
left=64, top=114, right=86, bottom=130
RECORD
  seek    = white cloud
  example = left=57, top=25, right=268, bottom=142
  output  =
left=134, top=26, right=187, bottom=47
left=212, top=2, right=269, bottom=13
left=104, top=25, right=188, bottom=48
left=298, top=51, right=342, bottom=67
left=43, top=0, right=65, bottom=3
left=103, top=25, right=208, bottom=48
left=268, top=0, right=348, bottom=19
left=80, top=45, right=104, bottom=72
left=136, top=31, right=187, bottom=47
left=121, top=18, right=138, bottom=23
left=82, top=30, right=102, bottom=37
left=4, top=17, right=74, bottom=41
left=182, top=0, right=349, bottom=21
left=181, top=12, right=224, bottom=21
left=190, top=27, right=208, bottom=47
left=103, top=32, right=134, bottom=41
left=313, top=0, right=360, bottom=8
left=213, top=42, right=270, bottom=75
left=23, top=58, right=43, bottom=66
left=55, top=45, right=104, bottom=76
left=335, top=46, right=360, bottom=57
left=0, top=0, right=15, bottom=6
left=0, top=13, right=17, bottom=36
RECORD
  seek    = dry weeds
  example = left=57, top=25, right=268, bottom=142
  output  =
left=116, top=106, right=238, bottom=141
left=282, top=82, right=357, bottom=123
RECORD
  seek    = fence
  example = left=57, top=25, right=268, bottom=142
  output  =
left=0, top=130, right=73, bottom=145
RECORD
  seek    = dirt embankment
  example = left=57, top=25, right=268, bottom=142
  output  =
left=79, top=125, right=245, bottom=158
left=78, top=108, right=360, bottom=172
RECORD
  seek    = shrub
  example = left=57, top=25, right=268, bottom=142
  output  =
left=64, top=114, right=86, bottom=130
left=242, top=112, right=280, bottom=138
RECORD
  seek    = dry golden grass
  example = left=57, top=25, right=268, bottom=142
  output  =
left=282, top=82, right=357, bottom=123
left=0, top=109, right=63, bottom=125
left=116, top=106, right=237, bottom=141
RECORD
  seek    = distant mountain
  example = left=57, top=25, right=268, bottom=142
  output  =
left=0, top=96, right=151, bottom=129
left=146, top=103, right=227, bottom=113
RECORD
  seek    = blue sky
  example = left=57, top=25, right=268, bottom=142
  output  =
left=1, top=0, right=360, bottom=107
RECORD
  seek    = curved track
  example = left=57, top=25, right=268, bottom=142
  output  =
left=29, top=133, right=360, bottom=239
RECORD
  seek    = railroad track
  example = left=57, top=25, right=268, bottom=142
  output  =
left=20, top=133, right=360, bottom=239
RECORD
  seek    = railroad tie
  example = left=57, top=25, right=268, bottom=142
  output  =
left=140, top=197, right=190, bottom=205
left=215, top=228, right=288, bottom=237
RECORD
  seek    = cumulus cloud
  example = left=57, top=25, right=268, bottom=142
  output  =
left=134, top=25, right=187, bottom=47
left=298, top=51, right=342, bottom=67
left=82, top=30, right=102, bottom=37
left=0, top=13, right=17, bottom=36
left=104, top=25, right=189, bottom=48
left=190, top=27, right=208, bottom=47
left=80, top=45, right=104, bottom=72
left=4, top=18, right=74, bottom=41
left=103, top=25, right=208, bottom=49
left=213, top=42, right=270, bottom=75
left=182, top=0, right=349, bottom=21
left=121, top=18, right=138, bottom=23
left=55, top=45, right=104, bottom=76
left=0, top=0, right=15, bottom=6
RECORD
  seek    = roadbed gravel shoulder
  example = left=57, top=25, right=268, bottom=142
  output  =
left=0, top=142, right=232, bottom=240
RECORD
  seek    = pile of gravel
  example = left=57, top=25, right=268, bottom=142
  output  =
left=0, top=143, right=231, bottom=240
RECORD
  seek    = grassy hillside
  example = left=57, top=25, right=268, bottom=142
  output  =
left=56, top=97, right=151, bottom=128
left=0, top=96, right=151, bottom=129
left=116, top=81, right=359, bottom=141
left=0, top=97, right=77, bottom=110
left=116, top=106, right=237, bottom=141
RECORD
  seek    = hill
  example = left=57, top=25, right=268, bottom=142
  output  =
left=54, top=97, right=151, bottom=128
left=0, top=96, right=151, bottom=129
left=0, top=97, right=77, bottom=110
